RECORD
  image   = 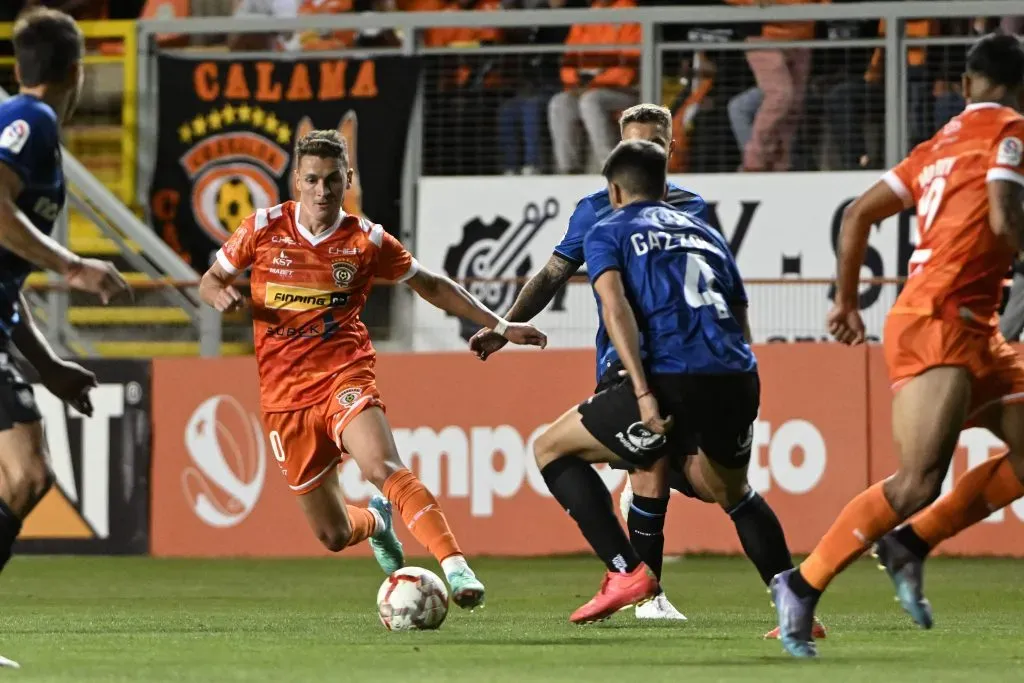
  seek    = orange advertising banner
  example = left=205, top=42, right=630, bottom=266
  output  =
left=151, top=345, right=1024, bottom=558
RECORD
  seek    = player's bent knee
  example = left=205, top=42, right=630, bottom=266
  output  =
left=316, top=521, right=354, bottom=553
left=0, top=445, right=53, bottom=513
left=533, top=428, right=563, bottom=469
left=885, top=467, right=945, bottom=517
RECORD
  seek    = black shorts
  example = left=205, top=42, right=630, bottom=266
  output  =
left=579, top=365, right=760, bottom=470
left=0, top=346, right=40, bottom=431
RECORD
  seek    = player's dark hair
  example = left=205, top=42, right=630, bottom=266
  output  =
left=295, top=129, right=349, bottom=167
left=966, top=33, right=1024, bottom=88
left=602, top=140, right=667, bottom=201
left=12, top=8, right=83, bottom=88
left=619, top=103, right=672, bottom=135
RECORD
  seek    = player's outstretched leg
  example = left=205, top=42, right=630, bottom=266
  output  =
left=296, top=476, right=403, bottom=573
left=624, top=462, right=687, bottom=621
left=535, top=408, right=660, bottom=624
left=774, top=366, right=969, bottom=658
left=874, top=399, right=1024, bottom=628
left=0, top=419, right=60, bottom=671
left=342, top=407, right=485, bottom=609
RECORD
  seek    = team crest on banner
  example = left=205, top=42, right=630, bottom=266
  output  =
left=149, top=55, right=421, bottom=268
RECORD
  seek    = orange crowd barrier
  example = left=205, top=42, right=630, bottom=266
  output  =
left=149, top=345, right=1024, bottom=558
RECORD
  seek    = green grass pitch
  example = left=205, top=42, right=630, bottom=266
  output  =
left=1, top=555, right=1022, bottom=682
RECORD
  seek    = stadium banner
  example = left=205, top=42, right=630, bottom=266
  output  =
left=17, top=360, right=151, bottom=555
left=413, top=172, right=919, bottom=350
left=148, top=54, right=420, bottom=269
left=152, top=347, right=1024, bottom=558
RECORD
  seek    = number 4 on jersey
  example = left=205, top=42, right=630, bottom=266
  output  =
left=684, top=253, right=730, bottom=319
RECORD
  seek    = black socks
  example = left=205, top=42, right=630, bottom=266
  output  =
left=728, top=490, right=794, bottom=586
left=541, top=457, right=641, bottom=574
left=627, top=495, right=668, bottom=580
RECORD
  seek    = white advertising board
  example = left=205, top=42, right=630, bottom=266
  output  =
left=414, top=172, right=919, bottom=351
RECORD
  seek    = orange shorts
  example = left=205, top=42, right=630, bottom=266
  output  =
left=262, top=363, right=384, bottom=494
left=884, top=313, right=1024, bottom=427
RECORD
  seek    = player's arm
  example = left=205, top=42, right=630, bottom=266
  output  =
left=989, top=180, right=1024, bottom=250
left=406, top=265, right=547, bottom=348
left=0, top=164, right=79, bottom=275
left=469, top=200, right=592, bottom=359
left=199, top=260, right=246, bottom=313
left=829, top=178, right=907, bottom=345
left=11, top=292, right=97, bottom=416
left=592, top=270, right=649, bottom=398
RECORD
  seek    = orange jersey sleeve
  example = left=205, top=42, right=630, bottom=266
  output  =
left=987, top=120, right=1024, bottom=187
left=216, top=214, right=258, bottom=274
left=886, top=104, right=1023, bottom=325
left=375, top=230, right=418, bottom=282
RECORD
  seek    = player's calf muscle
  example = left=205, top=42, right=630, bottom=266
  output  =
left=0, top=423, right=52, bottom=517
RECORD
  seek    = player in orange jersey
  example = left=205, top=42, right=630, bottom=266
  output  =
left=772, top=34, right=1024, bottom=658
left=198, top=130, right=546, bottom=608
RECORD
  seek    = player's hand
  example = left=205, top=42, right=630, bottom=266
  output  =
left=66, top=258, right=131, bottom=305
left=827, top=303, right=866, bottom=346
left=211, top=286, right=246, bottom=313
left=638, top=392, right=673, bottom=435
left=500, top=322, right=548, bottom=349
left=469, top=328, right=509, bottom=360
left=40, top=359, right=97, bottom=417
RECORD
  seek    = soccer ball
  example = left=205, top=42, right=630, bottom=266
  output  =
left=377, top=567, right=449, bottom=631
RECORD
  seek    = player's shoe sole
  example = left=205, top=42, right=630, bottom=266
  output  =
left=368, top=495, right=404, bottom=575
left=763, top=619, right=827, bottom=640
left=447, top=568, right=486, bottom=610
left=571, top=564, right=660, bottom=625
left=873, top=534, right=933, bottom=629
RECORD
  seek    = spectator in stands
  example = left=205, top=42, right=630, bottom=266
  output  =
left=547, top=0, right=640, bottom=174
left=727, top=86, right=761, bottom=161
left=294, top=0, right=402, bottom=49
left=496, top=0, right=576, bottom=175
left=421, top=0, right=506, bottom=174
left=229, top=0, right=300, bottom=50
left=824, top=17, right=937, bottom=169
left=728, top=0, right=823, bottom=172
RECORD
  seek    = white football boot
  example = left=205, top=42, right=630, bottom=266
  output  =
left=636, top=591, right=688, bottom=620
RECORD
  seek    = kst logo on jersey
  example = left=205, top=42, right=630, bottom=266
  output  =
left=273, top=251, right=293, bottom=267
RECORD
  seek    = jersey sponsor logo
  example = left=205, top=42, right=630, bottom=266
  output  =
left=265, top=282, right=349, bottom=310
left=273, top=250, right=293, bottom=267
left=33, top=196, right=62, bottom=222
left=265, top=321, right=323, bottom=338
left=615, top=422, right=667, bottom=455
left=0, top=119, right=30, bottom=154
left=182, top=394, right=265, bottom=528
left=329, top=246, right=360, bottom=255
left=272, top=235, right=298, bottom=245
left=997, top=137, right=1023, bottom=167
left=332, top=260, right=357, bottom=288
left=268, top=268, right=293, bottom=277
left=442, top=198, right=562, bottom=341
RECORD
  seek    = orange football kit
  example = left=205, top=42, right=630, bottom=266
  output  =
left=217, top=200, right=465, bottom=565
left=881, top=102, right=1024, bottom=422
left=798, top=102, right=1024, bottom=594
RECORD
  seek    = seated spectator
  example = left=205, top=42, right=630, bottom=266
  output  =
left=824, top=17, right=937, bottom=169
left=496, top=0, right=575, bottom=175
left=547, top=0, right=640, bottom=174
left=293, top=0, right=402, bottom=50
left=727, top=0, right=824, bottom=172
left=229, top=0, right=300, bottom=50
left=421, top=0, right=506, bottom=174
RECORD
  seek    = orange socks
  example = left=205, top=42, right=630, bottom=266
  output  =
left=345, top=505, right=378, bottom=547
left=800, top=481, right=901, bottom=591
left=382, top=469, right=462, bottom=562
left=908, top=453, right=1024, bottom=549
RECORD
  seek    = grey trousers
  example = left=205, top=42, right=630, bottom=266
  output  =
left=727, top=86, right=764, bottom=154
left=548, top=88, right=638, bottom=173
left=1001, top=272, right=1024, bottom=341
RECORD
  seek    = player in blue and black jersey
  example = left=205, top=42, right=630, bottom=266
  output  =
left=471, top=106, right=819, bottom=635
left=0, top=10, right=129, bottom=667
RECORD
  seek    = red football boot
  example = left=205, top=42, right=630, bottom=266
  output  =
left=570, top=564, right=659, bottom=624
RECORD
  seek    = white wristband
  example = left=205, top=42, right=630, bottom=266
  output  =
left=493, top=319, right=509, bottom=337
